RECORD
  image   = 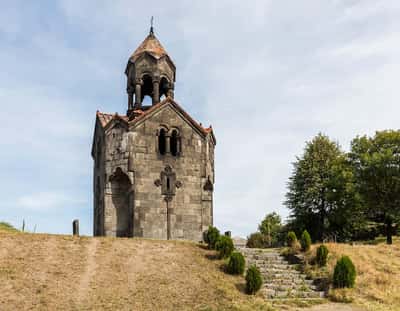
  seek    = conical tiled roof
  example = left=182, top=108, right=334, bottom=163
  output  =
left=129, top=33, right=171, bottom=63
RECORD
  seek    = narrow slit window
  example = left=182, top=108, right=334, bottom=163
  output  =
left=158, top=128, right=166, bottom=155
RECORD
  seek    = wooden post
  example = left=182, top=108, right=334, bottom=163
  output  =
left=73, top=219, right=79, bottom=236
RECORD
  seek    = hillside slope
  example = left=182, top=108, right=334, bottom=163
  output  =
left=0, top=231, right=272, bottom=311
left=305, top=240, right=400, bottom=311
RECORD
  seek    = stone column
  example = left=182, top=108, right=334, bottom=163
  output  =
left=167, top=82, right=175, bottom=99
left=152, top=77, right=160, bottom=105
left=134, top=79, right=142, bottom=109
left=165, top=135, right=171, bottom=154
left=127, top=90, right=134, bottom=110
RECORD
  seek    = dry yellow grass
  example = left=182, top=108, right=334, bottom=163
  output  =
left=0, top=231, right=275, bottom=311
left=305, top=239, right=400, bottom=311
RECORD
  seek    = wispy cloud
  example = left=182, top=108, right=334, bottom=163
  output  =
left=17, top=192, right=85, bottom=211
left=1, top=0, right=399, bottom=236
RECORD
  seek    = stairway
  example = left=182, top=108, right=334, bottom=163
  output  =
left=239, top=248, right=325, bottom=299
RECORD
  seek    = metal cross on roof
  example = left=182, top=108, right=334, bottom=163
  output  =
left=150, top=16, right=154, bottom=35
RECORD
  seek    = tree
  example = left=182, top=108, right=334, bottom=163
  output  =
left=285, top=134, right=361, bottom=241
left=258, top=212, right=282, bottom=247
left=350, top=130, right=400, bottom=244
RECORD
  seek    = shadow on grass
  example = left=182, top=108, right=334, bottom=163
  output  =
left=235, top=282, right=247, bottom=294
left=197, top=243, right=209, bottom=250
left=205, top=253, right=220, bottom=260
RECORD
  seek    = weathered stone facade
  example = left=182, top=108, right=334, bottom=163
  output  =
left=91, top=30, right=216, bottom=241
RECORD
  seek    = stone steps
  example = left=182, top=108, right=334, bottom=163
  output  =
left=238, top=247, right=325, bottom=299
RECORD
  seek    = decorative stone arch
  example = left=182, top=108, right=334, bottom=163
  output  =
left=159, top=76, right=170, bottom=100
left=140, top=74, right=153, bottom=105
left=170, top=127, right=181, bottom=156
left=157, top=126, right=168, bottom=155
left=109, top=167, right=134, bottom=237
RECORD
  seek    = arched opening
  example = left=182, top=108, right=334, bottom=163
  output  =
left=142, top=95, right=152, bottom=106
left=110, top=168, right=132, bottom=237
left=158, top=128, right=166, bottom=155
left=170, top=129, right=180, bottom=156
left=141, top=74, right=153, bottom=105
left=159, top=77, right=169, bottom=99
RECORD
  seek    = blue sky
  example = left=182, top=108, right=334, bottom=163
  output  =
left=1, top=1, right=399, bottom=236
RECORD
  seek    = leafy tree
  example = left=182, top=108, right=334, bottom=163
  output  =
left=258, top=212, right=282, bottom=247
left=350, top=130, right=400, bottom=244
left=285, top=134, right=361, bottom=241
left=246, top=232, right=268, bottom=248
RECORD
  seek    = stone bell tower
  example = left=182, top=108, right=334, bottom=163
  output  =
left=91, top=26, right=216, bottom=241
left=125, top=26, right=175, bottom=115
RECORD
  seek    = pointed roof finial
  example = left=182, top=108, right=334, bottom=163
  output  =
left=150, top=16, right=154, bottom=35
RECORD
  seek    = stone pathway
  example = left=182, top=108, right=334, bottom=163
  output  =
left=239, top=247, right=325, bottom=299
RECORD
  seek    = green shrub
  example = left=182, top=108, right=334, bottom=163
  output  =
left=227, top=252, right=245, bottom=275
left=246, top=232, right=268, bottom=248
left=333, top=256, right=356, bottom=288
left=204, top=226, right=220, bottom=249
left=300, top=230, right=311, bottom=252
left=245, top=265, right=263, bottom=294
left=287, top=231, right=297, bottom=247
left=316, top=244, right=329, bottom=267
left=215, top=235, right=234, bottom=258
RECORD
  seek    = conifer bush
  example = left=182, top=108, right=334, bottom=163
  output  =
left=333, top=256, right=356, bottom=288
left=215, top=235, right=234, bottom=258
left=227, top=251, right=245, bottom=275
left=300, top=230, right=311, bottom=252
left=204, top=225, right=220, bottom=249
left=245, top=265, right=263, bottom=294
left=287, top=231, right=297, bottom=247
left=316, top=244, right=329, bottom=267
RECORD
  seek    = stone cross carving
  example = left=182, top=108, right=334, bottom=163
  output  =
left=154, top=165, right=182, bottom=239
left=154, top=165, right=182, bottom=202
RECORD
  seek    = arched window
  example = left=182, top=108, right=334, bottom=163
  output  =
left=158, top=128, right=166, bottom=155
left=170, top=129, right=180, bottom=156
left=159, top=77, right=169, bottom=99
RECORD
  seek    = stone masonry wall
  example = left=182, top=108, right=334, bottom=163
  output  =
left=128, top=105, right=214, bottom=241
left=93, top=103, right=215, bottom=241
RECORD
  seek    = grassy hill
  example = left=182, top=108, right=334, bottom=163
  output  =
left=1, top=230, right=398, bottom=311
left=0, top=222, right=18, bottom=232
left=0, top=231, right=273, bottom=311
left=304, top=239, right=400, bottom=311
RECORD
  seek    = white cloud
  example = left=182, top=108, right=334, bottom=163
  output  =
left=1, top=1, right=400, bottom=237
left=17, top=192, right=85, bottom=211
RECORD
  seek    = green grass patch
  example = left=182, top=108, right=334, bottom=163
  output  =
left=0, top=222, right=18, bottom=232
